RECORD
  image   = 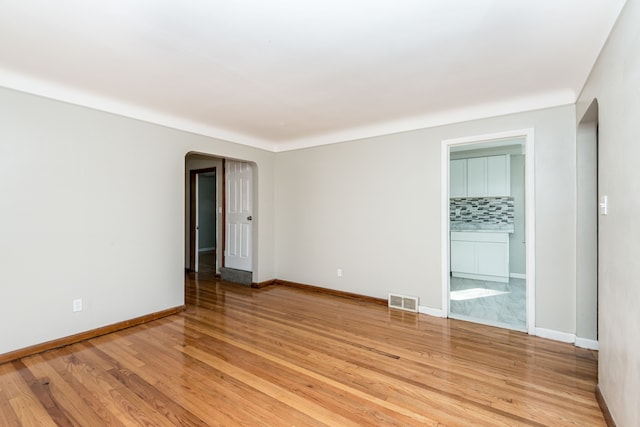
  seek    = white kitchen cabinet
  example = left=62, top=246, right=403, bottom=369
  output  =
left=449, top=155, right=510, bottom=197
left=450, top=240, right=476, bottom=272
left=487, top=155, right=510, bottom=196
left=450, top=231, right=509, bottom=282
left=450, top=159, right=467, bottom=197
left=466, top=157, right=487, bottom=196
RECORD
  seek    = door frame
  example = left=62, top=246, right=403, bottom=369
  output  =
left=441, top=128, right=536, bottom=335
left=575, top=99, right=599, bottom=349
left=189, top=166, right=217, bottom=273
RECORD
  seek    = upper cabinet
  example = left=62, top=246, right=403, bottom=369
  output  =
left=450, top=155, right=510, bottom=197
left=450, top=159, right=467, bottom=197
left=486, top=155, right=510, bottom=196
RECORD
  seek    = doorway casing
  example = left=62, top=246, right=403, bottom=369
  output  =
left=441, top=129, right=536, bottom=335
left=575, top=99, right=599, bottom=350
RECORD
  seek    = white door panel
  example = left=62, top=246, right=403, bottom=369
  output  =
left=225, top=161, right=253, bottom=271
left=194, top=174, right=199, bottom=272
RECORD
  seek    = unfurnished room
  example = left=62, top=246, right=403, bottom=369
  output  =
left=1, top=1, right=638, bottom=425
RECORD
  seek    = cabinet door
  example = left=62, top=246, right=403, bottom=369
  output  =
left=466, top=157, right=487, bottom=196
left=450, top=159, right=467, bottom=197
left=487, top=155, right=510, bottom=196
left=450, top=240, right=476, bottom=273
left=477, top=242, right=509, bottom=276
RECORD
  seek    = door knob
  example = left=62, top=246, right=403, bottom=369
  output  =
left=247, top=216, right=253, bottom=221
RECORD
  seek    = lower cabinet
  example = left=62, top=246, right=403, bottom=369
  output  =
left=450, top=231, right=509, bottom=283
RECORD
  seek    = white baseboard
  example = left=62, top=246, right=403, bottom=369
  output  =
left=418, top=306, right=446, bottom=318
left=575, top=337, right=599, bottom=350
left=509, top=273, right=526, bottom=279
left=535, top=328, right=575, bottom=343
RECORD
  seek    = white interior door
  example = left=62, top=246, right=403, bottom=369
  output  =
left=225, top=161, right=253, bottom=271
left=194, top=173, right=199, bottom=273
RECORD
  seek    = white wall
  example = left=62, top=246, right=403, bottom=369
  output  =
left=576, top=0, right=640, bottom=424
left=275, top=105, right=576, bottom=333
left=0, top=87, right=275, bottom=355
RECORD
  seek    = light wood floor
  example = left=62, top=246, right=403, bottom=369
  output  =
left=0, top=273, right=604, bottom=426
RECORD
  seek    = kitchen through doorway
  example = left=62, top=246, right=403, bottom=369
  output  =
left=443, top=130, right=535, bottom=333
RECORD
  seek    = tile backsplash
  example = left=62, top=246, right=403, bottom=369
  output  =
left=450, top=196, right=514, bottom=225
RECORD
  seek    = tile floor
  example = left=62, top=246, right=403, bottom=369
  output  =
left=449, top=276, right=526, bottom=331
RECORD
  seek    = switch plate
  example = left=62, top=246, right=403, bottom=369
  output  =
left=600, top=195, right=608, bottom=215
left=337, top=268, right=343, bottom=277
left=73, top=298, right=83, bottom=312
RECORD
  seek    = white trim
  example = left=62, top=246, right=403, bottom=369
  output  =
left=575, top=337, right=599, bottom=350
left=509, top=273, right=526, bottom=279
left=0, top=68, right=573, bottom=154
left=441, top=140, right=451, bottom=319
left=274, top=92, right=573, bottom=152
left=418, top=306, right=446, bottom=318
left=524, top=129, right=536, bottom=335
left=535, top=328, right=575, bottom=343
left=0, top=68, right=274, bottom=152
left=441, top=128, right=536, bottom=334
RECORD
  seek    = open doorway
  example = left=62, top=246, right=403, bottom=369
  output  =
left=185, top=153, right=257, bottom=285
left=576, top=99, right=599, bottom=349
left=442, top=129, right=535, bottom=334
left=190, top=168, right=217, bottom=273
left=186, top=154, right=224, bottom=276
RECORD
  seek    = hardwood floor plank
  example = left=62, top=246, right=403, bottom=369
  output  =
left=90, top=345, right=209, bottom=426
left=21, top=352, right=126, bottom=427
left=95, top=321, right=325, bottom=426
left=181, top=311, right=536, bottom=426
left=183, top=288, right=601, bottom=424
left=0, top=364, right=21, bottom=426
left=13, top=359, right=75, bottom=426
left=1, top=367, right=55, bottom=426
left=179, top=327, right=436, bottom=426
left=54, top=343, right=173, bottom=426
left=0, top=274, right=606, bottom=426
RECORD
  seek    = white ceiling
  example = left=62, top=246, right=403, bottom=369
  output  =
left=0, top=1, right=626, bottom=152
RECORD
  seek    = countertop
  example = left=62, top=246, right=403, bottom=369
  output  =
left=450, top=222, right=514, bottom=233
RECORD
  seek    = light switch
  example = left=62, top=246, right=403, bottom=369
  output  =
left=599, top=195, right=608, bottom=215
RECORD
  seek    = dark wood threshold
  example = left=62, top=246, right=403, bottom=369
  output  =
left=0, top=305, right=185, bottom=366
left=596, top=384, right=616, bottom=427
left=252, top=279, right=276, bottom=288
left=275, top=279, right=387, bottom=305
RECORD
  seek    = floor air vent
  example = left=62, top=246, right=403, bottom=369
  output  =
left=388, top=293, right=419, bottom=313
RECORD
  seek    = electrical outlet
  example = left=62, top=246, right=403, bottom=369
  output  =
left=337, top=268, right=343, bottom=277
left=73, top=298, right=83, bottom=312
